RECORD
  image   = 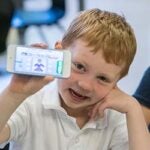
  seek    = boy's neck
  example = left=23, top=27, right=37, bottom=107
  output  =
left=60, top=99, right=90, bottom=128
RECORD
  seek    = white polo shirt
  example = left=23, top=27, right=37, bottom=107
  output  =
left=0, top=80, right=128, bottom=150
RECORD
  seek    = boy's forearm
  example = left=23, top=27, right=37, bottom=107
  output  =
left=126, top=101, right=150, bottom=150
left=0, top=87, right=27, bottom=133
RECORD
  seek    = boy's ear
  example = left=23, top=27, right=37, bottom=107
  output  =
left=55, top=41, right=63, bottom=49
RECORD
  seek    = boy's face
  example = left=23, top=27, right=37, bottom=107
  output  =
left=58, top=40, right=122, bottom=112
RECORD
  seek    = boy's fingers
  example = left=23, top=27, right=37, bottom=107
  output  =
left=44, top=76, right=55, bottom=83
left=98, top=100, right=111, bottom=117
left=90, top=101, right=104, bottom=119
left=98, top=104, right=106, bottom=118
left=31, top=43, right=48, bottom=49
left=90, top=99, right=110, bottom=120
left=55, top=41, right=63, bottom=49
left=90, top=103, right=99, bottom=119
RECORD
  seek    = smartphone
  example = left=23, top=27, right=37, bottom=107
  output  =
left=6, top=45, right=71, bottom=78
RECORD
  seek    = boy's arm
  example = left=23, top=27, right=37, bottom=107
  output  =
left=0, top=74, right=53, bottom=144
left=126, top=101, right=150, bottom=150
left=0, top=43, right=54, bottom=143
left=90, top=87, right=150, bottom=150
left=0, top=86, right=26, bottom=143
left=0, top=124, right=10, bottom=144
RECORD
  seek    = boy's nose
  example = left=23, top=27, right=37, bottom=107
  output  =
left=78, top=78, right=93, bottom=92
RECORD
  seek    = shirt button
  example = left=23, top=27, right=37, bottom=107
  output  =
left=83, top=131, right=88, bottom=135
left=75, top=138, right=79, bottom=144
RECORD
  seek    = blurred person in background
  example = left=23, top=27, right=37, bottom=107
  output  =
left=133, top=66, right=150, bottom=128
left=0, top=0, right=22, bottom=75
left=0, top=0, right=22, bottom=54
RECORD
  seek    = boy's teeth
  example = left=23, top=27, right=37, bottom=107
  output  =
left=72, top=89, right=86, bottom=98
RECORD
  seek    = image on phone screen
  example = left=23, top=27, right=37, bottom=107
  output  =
left=14, top=47, right=64, bottom=76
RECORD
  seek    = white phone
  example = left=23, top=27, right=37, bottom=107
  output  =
left=6, top=45, right=71, bottom=78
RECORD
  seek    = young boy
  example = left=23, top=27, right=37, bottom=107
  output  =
left=0, top=8, right=150, bottom=150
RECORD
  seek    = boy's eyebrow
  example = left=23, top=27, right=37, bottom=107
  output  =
left=98, top=73, right=112, bottom=79
left=73, top=57, right=87, bottom=66
left=97, top=72, right=119, bottom=81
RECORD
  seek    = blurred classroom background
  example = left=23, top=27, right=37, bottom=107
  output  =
left=0, top=0, right=149, bottom=95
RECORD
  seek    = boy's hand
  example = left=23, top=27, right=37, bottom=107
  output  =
left=8, top=74, right=54, bottom=96
left=89, top=86, right=138, bottom=120
left=7, top=43, right=54, bottom=97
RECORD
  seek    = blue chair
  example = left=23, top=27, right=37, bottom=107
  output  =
left=11, top=0, right=65, bottom=44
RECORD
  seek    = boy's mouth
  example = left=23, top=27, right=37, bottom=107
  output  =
left=69, top=88, right=89, bottom=102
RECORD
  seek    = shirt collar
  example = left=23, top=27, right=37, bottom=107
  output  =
left=83, top=111, right=108, bottom=130
left=42, top=79, right=66, bottom=113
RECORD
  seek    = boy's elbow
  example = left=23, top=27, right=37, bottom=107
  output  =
left=0, top=124, right=10, bottom=144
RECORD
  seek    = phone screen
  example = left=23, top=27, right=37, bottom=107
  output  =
left=14, top=46, right=64, bottom=76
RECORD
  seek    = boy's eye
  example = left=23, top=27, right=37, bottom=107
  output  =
left=72, top=62, right=86, bottom=72
left=98, top=76, right=109, bottom=83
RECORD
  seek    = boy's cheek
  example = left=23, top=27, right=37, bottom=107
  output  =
left=96, top=87, right=113, bottom=100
